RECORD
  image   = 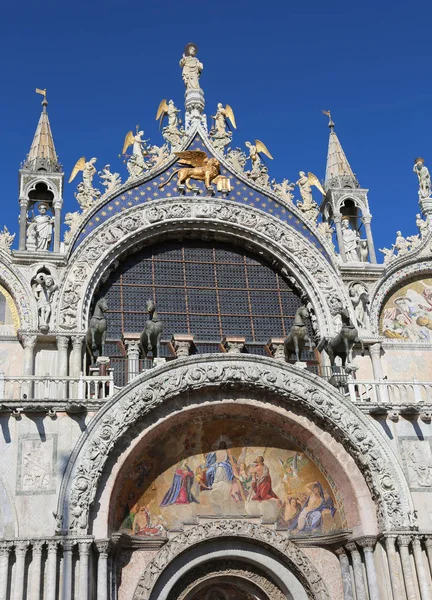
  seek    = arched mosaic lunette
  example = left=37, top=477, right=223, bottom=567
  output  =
left=57, top=355, right=412, bottom=535
left=132, top=521, right=329, bottom=600
left=55, top=198, right=349, bottom=337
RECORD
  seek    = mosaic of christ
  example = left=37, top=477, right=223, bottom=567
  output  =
left=111, top=418, right=344, bottom=537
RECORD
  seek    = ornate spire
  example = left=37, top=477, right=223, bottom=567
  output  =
left=323, top=111, right=358, bottom=190
left=22, top=89, right=61, bottom=172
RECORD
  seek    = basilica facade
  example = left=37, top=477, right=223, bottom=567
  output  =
left=1, top=44, right=432, bottom=600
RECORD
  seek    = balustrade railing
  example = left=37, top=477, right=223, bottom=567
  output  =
left=346, top=379, right=432, bottom=406
left=0, top=372, right=114, bottom=402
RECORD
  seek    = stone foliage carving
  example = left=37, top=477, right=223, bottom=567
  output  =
left=99, top=165, right=121, bottom=193
left=132, top=521, right=329, bottom=600
left=272, top=178, right=295, bottom=205
left=0, top=226, right=15, bottom=252
left=0, top=264, right=33, bottom=329
left=57, top=199, right=344, bottom=334
left=173, top=561, right=286, bottom=600
left=60, top=356, right=409, bottom=535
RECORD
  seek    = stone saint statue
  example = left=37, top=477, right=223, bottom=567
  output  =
left=27, top=203, right=54, bottom=251
left=413, top=157, right=431, bottom=199
left=180, top=43, right=203, bottom=90
left=32, top=272, right=58, bottom=331
left=341, top=218, right=359, bottom=261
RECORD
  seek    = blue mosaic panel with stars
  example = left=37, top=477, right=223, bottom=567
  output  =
left=72, top=134, right=331, bottom=262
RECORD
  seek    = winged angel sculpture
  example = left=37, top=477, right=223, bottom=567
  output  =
left=296, top=171, right=325, bottom=223
left=69, top=157, right=101, bottom=210
left=210, top=103, right=236, bottom=152
left=158, top=150, right=221, bottom=190
left=244, top=139, right=273, bottom=187
left=122, top=129, right=150, bottom=179
left=156, top=99, right=185, bottom=149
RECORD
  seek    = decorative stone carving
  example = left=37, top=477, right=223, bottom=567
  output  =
left=271, top=178, right=295, bottom=204
left=148, top=143, right=171, bottom=168
left=99, top=164, right=121, bottom=194
left=61, top=356, right=409, bottom=534
left=0, top=226, right=15, bottom=252
left=349, top=282, right=370, bottom=332
left=157, top=99, right=186, bottom=150
left=416, top=213, right=429, bottom=238
left=380, top=230, right=423, bottom=265
left=296, top=171, right=324, bottom=224
left=222, top=336, right=245, bottom=354
left=209, top=103, right=236, bottom=152
left=225, top=147, right=247, bottom=172
left=406, top=441, right=432, bottom=487
left=171, top=334, right=195, bottom=358
left=31, top=271, right=58, bottom=333
left=268, top=337, right=285, bottom=361
left=317, top=222, right=335, bottom=251
left=122, top=131, right=151, bottom=180
left=413, top=157, right=431, bottom=199
left=64, top=211, right=84, bottom=246
left=69, top=157, right=101, bottom=210
left=132, top=521, right=329, bottom=600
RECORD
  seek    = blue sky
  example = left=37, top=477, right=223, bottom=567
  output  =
left=1, top=1, right=430, bottom=254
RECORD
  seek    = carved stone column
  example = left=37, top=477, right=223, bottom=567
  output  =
left=362, top=214, right=377, bottom=264
left=335, top=548, right=354, bottom=600
left=57, top=336, right=69, bottom=400
left=171, top=334, right=195, bottom=358
left=425, top=538, right=432, bottom=581
left=19, top=198, right=28, bottom=251
left=22, top=333, right=37, bottom=377
left=0, top=543, right=12, bottom=600
left=96, top=540, right=110, bottom=600
left=357, top=538, right=381, bottom=600
left=71, top=335, right=85, bottom=377
left=13, top=541, right=28, bottom=600
left=222, top=336, right=245, bottom=353
left=268, top=337, right=286, bottom=361
left=334, top=215, right=347, bottom=262
left=345, top=543, right=367, bottom=600
left=46, top=541, right=58, bottom=600
left=61, top=540, right=74, bottom=600
left=124, top=339, right=141, bottom=381
left=384, top=536, right=404, bottom=600
left=78, top=541, right=92, bottom=600
left=54, top=200, right=62, bottom=253
left=398, top=536, right=417, bottom=600
left=412, top=537, right=431, bottom=600
left=31, top=541, right=44, bottom=600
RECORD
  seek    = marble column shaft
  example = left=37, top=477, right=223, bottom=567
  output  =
left=79, top=541, right=92, bottom=600
left=96, top=541, right=109, bottom=600
left=54, top=201, right=62, bottom=253
left=384, top=536, right=404, bottom=600
left=358, top=539, right=381, bottom=600
left=46, top=541, right=58, bottom=600
left=398, top=536, right=418, bottom=600
left=61, top=540, right=74, bottom=600
left=346, top=543, right=367, bottom=600
left=31, top=541, right=44, bottom=600
left=57, top=336, right=69, bottom=400
left=13, top=541, right=28, bottom=600
left=0, top=543, right=11, bottom=600
left=425, top=539, right=432, bottom=583
left=336, top=548, right=354, bottom=600
left=412, top=538, right=431, bottom=600
left=363, top=215, right=377, bottom=263
left=18, top=199, right=27, bottom=251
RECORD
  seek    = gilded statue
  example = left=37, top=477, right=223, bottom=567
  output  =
left=158, top=151, right=220, bottom=190
left=69, top=157, right=101, bottom=210
left=122, top=129, right=150, bottom=179
left=156, top=99, right=184, bottom=149
left=413, top=157, right=431, bottom=199
left=180, top=43, right=203, bottom=90
left=210, top=104, right=236, bottom=152
left=295, top=172, right=325, bottom=223
left=245, top=139, right=273, bottom=169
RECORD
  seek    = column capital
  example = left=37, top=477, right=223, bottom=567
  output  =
left=95, top=539, right=110, bottom=557
left=124, top=339, right=141, bottom=358
left=32, top=540, right=45, bottom=553
left=222, top=336, right=245, bottom=354
left=411, top=537, right=422, bottom=550
left=171, top=334, right=195, bottom=358
left=62, top=539, right=75, bottom=552
left=333, top=214, right=342, bottom=224
left=398, top=535, right=412, bottom=547
left=78, top=540, right=92, bottom=554
left=19, top=197, right=29, bottom=208
left=424, top=537, right=432, bottom=549
left=356, top=537, right=377, bottom=551
left=362, top=214, right=372, bottom=225
left=71, top=334, right=85, bottom=348
left=14, top=540, right=29, bottom=556
left=56, top=335, right=70, bottom=350
left=0, top=541, right=12, bottom=556
left=21, top=333, right=37, bottom=349
left=368, top=343, right=381, bottom=359
left=334, top=547, right=348, bottom=557
left=47, top=540, right=58, bottom=554
left=345, top=542, right=360, bottom=553
left=267, top=337, right=286, bottom=361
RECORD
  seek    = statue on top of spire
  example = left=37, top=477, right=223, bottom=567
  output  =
left=180, top=43, right=203, bottom=90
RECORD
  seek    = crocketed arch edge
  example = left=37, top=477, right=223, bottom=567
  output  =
left=132, top=521, right=327, bottom=600
left=57, top=355, right=412, bottom=534
left=0, top=258, right=35, bottom=330
left=54, top=197, right=351, bottom=338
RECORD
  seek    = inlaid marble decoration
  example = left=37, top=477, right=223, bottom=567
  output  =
left=381, top=277, right=432, bottom=342
left=16, top=434, right=57, bottom=495
left=112, top=419, right=343, bottom=537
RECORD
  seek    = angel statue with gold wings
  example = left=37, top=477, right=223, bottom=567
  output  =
left=295, top=171, right=325, bottom=223
left=245, top=140, right=273, bottom=171
left=122, top=129, right=150, bottom=180
left=68, top=157, right=101, bottom=210
left=210, top=104, right=236, bottom=152
left=156, top=99, right=184, bottom=149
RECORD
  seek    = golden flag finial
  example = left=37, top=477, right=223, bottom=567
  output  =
left=322, top=109, right=334, bottom=129
left=35, top=88, right=48, bottom=110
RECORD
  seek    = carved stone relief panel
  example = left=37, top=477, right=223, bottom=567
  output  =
left=400, top=437, right=432, bottom=491
left=16, top=434, right=57, bottom=495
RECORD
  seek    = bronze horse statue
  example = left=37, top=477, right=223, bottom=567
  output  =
left=140, top=299, right=163, bottom=359
left=284, top=306, right=313, bottom=362
left=86, top=297, right=108, bottom=365
left=326, top=308, right=364, bottom=367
